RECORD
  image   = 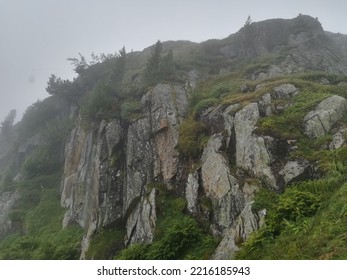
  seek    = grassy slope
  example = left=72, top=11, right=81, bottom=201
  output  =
left=0, top=173, right=84, bottom=259
left=170, top=66, right=347, bottom=260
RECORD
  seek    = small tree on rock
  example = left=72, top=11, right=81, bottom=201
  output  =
left=244, top=15, right=252, bottom=27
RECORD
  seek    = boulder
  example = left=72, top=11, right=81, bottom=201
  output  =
left=329, top=128, right=346, bottom=150
left=0, top=191, right=20, bottom=238
left=185, top=172, right=199, bottom=214
left=125, top=188, right=156, bottom=245
left=212, top=182, right=264, bottom=259
left=304, top=95, right=347, bottom=138
left=272, top=84, right=299, bottom=99
left=201, top=134, right=243, bottom=228
left=278, top=159, right=311, bottom=187
left=234, top=103, right=276, bottom=188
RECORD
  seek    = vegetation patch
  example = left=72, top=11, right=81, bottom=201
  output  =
left=115, top=183, right=218, bottom=260
left=0, top=173, right=84, bottom=259
left=85, top=228, right=124, bottom=260
left=177, top=117, right=209, bottom=160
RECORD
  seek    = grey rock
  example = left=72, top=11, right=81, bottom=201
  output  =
left=255, top=83, right=266, bottom=92
left=186, top=172, right=200, bottom=214
left=61, top=120, right=124, bottom=233
left=278, top=160, right=311, bottom=186
left=258, top=93, right=272, bottom=116
left=272, top=84, right=299, bottom=99
left=329, top=128, right=346, bottom=150
left=234, top=103, right=276, bottom=188
left=60, top=83, right=189, bottom=257
left=201, top=134, right=243, bottom=228
left=105, top=119, right=123, bottom=157
left=200, top=105, right=226, bottom=135
left=223, top=104, right=240, bottom=147
left=320, top=78, right=330, bottom=85
left=13, top=172, right=23, bottom=182
left=125, top=117, right=154, bottom=212
left=212, top=182, right=263, bottom=259
left=0, top=191, right=20, bottom=238
left=240, top=84, right=250, bottom=93
left=185, top=69, right=199, bottom=89
left=126, top=188, right=156, bottom=245
left=304, top=95, right=347, bottom=138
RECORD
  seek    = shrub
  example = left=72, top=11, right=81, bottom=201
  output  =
left=147, top=217, right=201, bottom=259
left=120, top=100, right=142, bottom=121
left=275, top=189, right=320, bottom=221
left=85, top=228, right=124, bottom=260
left=22, top=146, right=60, bottom=178
left=252, top=188, right=279, bottom=213
left=177, top=117, right=208, bottom=159
left=80, top=81, right=115, bottom=124
left=263, top=188, right=320, bottom=236
left=194, top=98, right=218, bottom=116
left=116, top=243, right=149, bottom=260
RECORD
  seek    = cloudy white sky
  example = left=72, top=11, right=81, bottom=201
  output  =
left=1, top=0, right=346, bottom=122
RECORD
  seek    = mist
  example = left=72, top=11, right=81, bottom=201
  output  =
left=1, top=0, right=346, bottom=123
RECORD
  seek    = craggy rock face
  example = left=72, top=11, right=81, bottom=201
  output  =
left=60, top=78, right=347, bottom=259
left=221, top=16, right=347, bottom=79
left=0, top=191, right=20, bottom=238
left=304, top=95, right=347, bottom=138
left=60, top=84, right=189, bottom=257
left=56, top=16, right=347, bottom=259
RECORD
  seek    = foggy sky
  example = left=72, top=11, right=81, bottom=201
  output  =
left=1, top=0, right=346, bottom=123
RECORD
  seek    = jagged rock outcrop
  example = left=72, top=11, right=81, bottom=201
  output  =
left=278, top=160, right=312, bottom=186
left=1, top=13, right=347, bottom=261
left=201, top=134, right=243, bottom=228
left=185, top=172, right=199, bottom=215
left=124, top=83, right=188, bottom=222
left=60, top=83, right=188, bottom=257
left=221, top=15, right=347, bottom=79
left=234, top=103, right=276, bottom=188
left=125, top=188, right=156, bottom=245
left=329, top=128, right=346, bottom=150
left=0, top=191, right=20, bottom=238
left=304, top=95, right=347, bottom=138
left=61, top=119, right=124, bottom=230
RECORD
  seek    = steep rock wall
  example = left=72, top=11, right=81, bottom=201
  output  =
left=60, top=83, right=189, bottom=256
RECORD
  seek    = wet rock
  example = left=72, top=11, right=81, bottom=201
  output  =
left=201, top=134, right=243, bottom=228
left=0, top=191, right=20, bottom=238
left=278, top=159, right=311, bottom=186
left=125, top=188, right=156, bottom=245
left=304, top=95, right=347, bottom=138
left=329, top=128, right=346, bottom=150
left=272, top=84, right=299, bottom=99
left=234, top=103, right=276, bottom=188
left=185, top=172, right=200, bottom=215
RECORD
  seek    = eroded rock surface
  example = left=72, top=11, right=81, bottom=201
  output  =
left=304, top=95, right=347, bottom=138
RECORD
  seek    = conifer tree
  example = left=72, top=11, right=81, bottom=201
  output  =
left=143, top=40, right=162, bottom=86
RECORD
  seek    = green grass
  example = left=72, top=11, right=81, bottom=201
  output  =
left=85, top=228, right=125, bottom=260
left=257, top=88, right=330, bottom=139
left=0, top=173, right=84, bottom=259
left=236, top=150, right=347, bottom=260
left=237, top=178, right=347, bottom=259
left=177, top=117, right=209, bottom=160
left=115, top=183, right=218, bottom=260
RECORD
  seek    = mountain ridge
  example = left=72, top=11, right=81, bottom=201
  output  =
left=1, top=14, right=347, bottom=259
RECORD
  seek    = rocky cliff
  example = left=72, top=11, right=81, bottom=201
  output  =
left=60, top=84, right=189, bottom=257
left=1, top=15, right=347, bottom=260
left=60, top=76, right=347, bottom=258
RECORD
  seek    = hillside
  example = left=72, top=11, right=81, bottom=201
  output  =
left=1, top=14, right=347, bottom=259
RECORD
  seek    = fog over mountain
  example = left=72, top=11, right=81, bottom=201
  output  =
left=1, top=0, right=346, bottom=122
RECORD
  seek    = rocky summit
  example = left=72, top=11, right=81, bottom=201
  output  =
left=1, top=15, right=347, bottom=260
